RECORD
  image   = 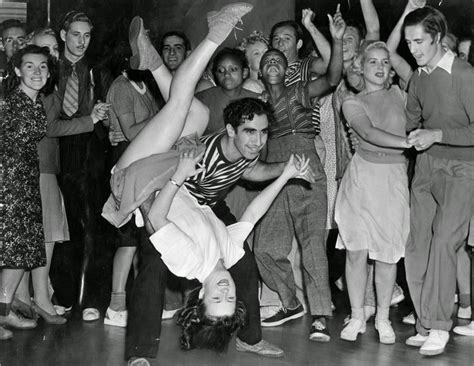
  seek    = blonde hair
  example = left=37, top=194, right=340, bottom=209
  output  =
left=347, top=41, right=394, bottom=92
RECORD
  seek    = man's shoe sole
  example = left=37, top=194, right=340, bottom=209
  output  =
left=104, top=318, right=126, bottom=327
left=261, top=310, right=305, bottom=327
left=235, top=345, right=284, bottom=358
left=419, top=346, right=446, bottom=356
left=309, top=333, right=330, bottom=342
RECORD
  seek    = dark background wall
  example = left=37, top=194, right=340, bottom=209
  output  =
left=26, top=0, right=473, bottom=64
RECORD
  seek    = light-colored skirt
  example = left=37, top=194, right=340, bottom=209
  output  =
left=335, top=153, right=409, bottom=264
left=40, top=173, right=69, bottom=243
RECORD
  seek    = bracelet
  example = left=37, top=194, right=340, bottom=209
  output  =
left=169, top=178, right=182, bottom=188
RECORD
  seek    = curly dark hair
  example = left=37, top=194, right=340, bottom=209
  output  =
left=223, top=97, right=275, bottom=130
left=211, top=47, right=248, bottom=81
left=5, top=44, right=56, bottom=95
left=175, top=287, right=247, bottom=353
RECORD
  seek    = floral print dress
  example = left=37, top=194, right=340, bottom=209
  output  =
left=1, top=88, right=47, bottom=268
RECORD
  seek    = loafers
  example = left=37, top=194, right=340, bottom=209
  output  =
left=236, top=338, right=284, bottom=358
left=419, top=329, right=449, bottom=356
left=406, top=333, right=429, bottom=347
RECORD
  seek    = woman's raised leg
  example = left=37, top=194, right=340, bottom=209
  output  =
left=117, top=3, right=253, bottom=170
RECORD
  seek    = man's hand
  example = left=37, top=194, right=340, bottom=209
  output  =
left=328, top=4, right=346, bottom=41
left=407, top=129, right=442, bottom=151
left=108, top=130, right=127, bottom=146
left=301, top=8, right=317, bottom=31
left=173, top=148, right=205, bottom=184
left=91, top=102, right=110, bottom=124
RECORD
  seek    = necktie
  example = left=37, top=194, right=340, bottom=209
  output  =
left=62, top=64, right=79, bottom=117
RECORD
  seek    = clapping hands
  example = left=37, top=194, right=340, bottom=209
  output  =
left=282, top=154, right=316, bottom=183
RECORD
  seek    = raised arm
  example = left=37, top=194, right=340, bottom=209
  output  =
left=360, top=0, right=380, bottom=41
left=386, top=1, right=423, bottom=87
left=306, top=6, right=345, bottom=98
left=301, top=8, right=331, bottom=76
left=240, top=154, right=309, bottom=224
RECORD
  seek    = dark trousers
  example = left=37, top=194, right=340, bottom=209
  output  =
left=51, top=130, right=111, bottom=309
left=212, top=200, right=262, bottom=345
left=125, top=229, right=167, bottom=359
left=125, top=199, right=262, bottom=360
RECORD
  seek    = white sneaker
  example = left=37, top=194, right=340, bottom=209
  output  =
left=162, top=308, right=179, bottom=320
left=453, top=321, right=474, bottom=336
left=104, top=307, right=127, bottom=327
left=405, top=333, right=429, bottom=347
left=457, top=306, right=472, bottom=319
left=402, top=311, right=416, bottom=325
left=340, top=318, right=366, bottom=341
left=390, top=284, right=405, bottom=307
left=260, top=305, right=280, bottom=320
left=419, top=329, right=449, bottom=356
left=375, top=319, right=396, bottom=344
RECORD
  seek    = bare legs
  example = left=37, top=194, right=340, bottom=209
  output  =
left=31, top=242, right=56, bottom=313
left=342, top=250, right=397, bottom=343
left=116, top=38, right=220, bottom=170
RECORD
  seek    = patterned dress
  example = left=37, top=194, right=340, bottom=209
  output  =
left=1, top=88, right=47, bottom=268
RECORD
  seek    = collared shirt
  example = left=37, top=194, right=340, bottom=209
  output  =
left=418, top=51, right=454, bottom=75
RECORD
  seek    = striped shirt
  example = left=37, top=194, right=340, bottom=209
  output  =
left=285, top=56, right=321, bottom=133
left=270, top=83, right=315, bottom=139
left=185, top=132, right=258, bottom=207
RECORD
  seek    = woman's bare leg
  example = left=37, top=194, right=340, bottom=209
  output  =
left=31, top=242, right=56, bottom=314
left=116, top=4, right=253, bottom=170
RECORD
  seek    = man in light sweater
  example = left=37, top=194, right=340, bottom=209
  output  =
left=402, top=6, right=474, bottom=356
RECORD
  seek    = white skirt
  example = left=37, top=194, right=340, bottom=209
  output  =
left=335, top=153, right=409, bottom=264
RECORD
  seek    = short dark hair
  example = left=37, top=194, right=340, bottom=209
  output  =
left=345, top=18, right=367, bottom=41
left=403, top=6, right=447, bottom=42
left=211, top=47, right=248, bottom=80
left=159, top=30, right=191, bottom=54
left=175, top=287, right=247, bottom=353
left=1, top=19, right=25, bottom=38
left=270, top=20, right=303, bottom=43
left=223, top=97, right=275, bottom=130
left=60, top=11, right=93, bottom=32
left=8, top=44, right=56, bottom=95
left=259, top=48, right=288, bottom=71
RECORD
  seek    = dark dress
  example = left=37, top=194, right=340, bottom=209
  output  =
left=1, top=88, right=47, bottom=269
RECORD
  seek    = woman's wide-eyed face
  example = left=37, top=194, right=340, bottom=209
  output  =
left=15, top=53, right=50, bottom=94
left=200, top=268, right=236, bottom=317
left=362, top=47, right=391, bottom=88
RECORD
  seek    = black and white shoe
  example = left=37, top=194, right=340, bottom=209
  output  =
left=261, top=304, right=305, bottom=327
left=309, top=318, right=331, bottom=342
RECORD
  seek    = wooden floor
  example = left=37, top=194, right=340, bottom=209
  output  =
left=2, top=296, right=473, bottom=366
